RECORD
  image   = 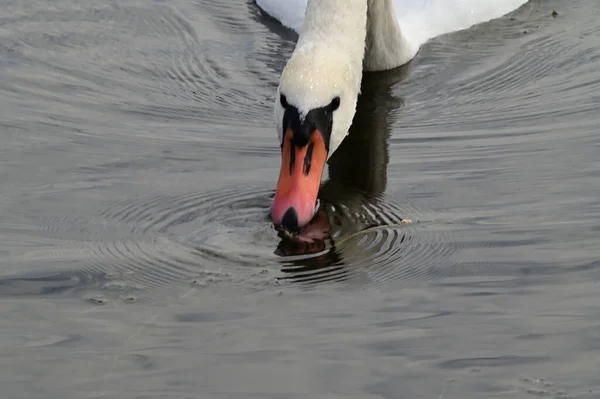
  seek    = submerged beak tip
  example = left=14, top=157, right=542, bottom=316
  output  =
left=271, top=204, right=314, bottom=232
left=281, top=207, right=300, bottom=231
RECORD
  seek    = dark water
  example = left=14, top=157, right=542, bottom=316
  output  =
left=1, top=0, right=599, bottom=397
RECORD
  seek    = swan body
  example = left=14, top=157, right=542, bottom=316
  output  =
left=262, top=0, right=527, bottom=230
left=257, top=0, right=527, bottom=58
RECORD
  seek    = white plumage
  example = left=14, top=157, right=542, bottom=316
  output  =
left=257, top=0, right=528, bottom=59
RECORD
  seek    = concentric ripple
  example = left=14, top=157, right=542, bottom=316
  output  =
left=98, top=185, right=456, bottom=290
left=0, top=185, right=455, bottom=298
left=99, top=186, right=279, bottom=268
left=275, top=194, right=456, bottom=289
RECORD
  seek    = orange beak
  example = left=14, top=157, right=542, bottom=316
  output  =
left=271, top=128, right=327, bottom=231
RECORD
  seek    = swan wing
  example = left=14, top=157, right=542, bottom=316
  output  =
left=392, top=0, right=528, bottom=47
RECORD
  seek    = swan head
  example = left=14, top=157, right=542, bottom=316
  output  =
left=270, top=45, right=361, bottom=231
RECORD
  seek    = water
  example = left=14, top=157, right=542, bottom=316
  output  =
left=1, top=0, right=599, bottom=397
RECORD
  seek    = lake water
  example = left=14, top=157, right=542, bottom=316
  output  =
left=1, top=0, right=599, bottom=398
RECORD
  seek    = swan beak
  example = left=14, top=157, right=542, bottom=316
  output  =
left=271, top=128, right=327, bottom=231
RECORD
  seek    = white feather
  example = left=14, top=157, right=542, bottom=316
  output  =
left=257, top=0, right=528, bottom=54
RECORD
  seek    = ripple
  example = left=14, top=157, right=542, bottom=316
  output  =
left=0, top=184, right=457, bottom=297
left=100, top=185, right=280, bottom=267
left=0, top=187, right=277, bottom=299
left=276, top=195, right=456, bottom=289
left=0, top=185, right=454, bottom=298
left=397, top=6, right=600, bottom=144
left=99, top=185, right=456, bottom=290
left=0, top=0, right=276, bottom=146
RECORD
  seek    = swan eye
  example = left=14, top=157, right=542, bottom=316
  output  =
left=329, top=96, right=340, bottom=111
left=280, top=94, right=289, bottom=108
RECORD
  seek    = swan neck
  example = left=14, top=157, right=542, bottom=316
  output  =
left=297, top=0, right=367, bottom=66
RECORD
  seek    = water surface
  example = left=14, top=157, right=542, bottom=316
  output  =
left=1, top=0, right=599, bottom=398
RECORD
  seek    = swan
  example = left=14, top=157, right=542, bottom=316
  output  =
left=258, top=0, right=527, bottom=230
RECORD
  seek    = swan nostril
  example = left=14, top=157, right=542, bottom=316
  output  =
left=281, top=207, right=300, bottom=232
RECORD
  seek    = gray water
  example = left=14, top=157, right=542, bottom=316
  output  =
left=1, top=0, right=599, bottom=398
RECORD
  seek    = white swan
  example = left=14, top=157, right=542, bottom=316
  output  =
left=260, top=0, right=527, bottom=230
